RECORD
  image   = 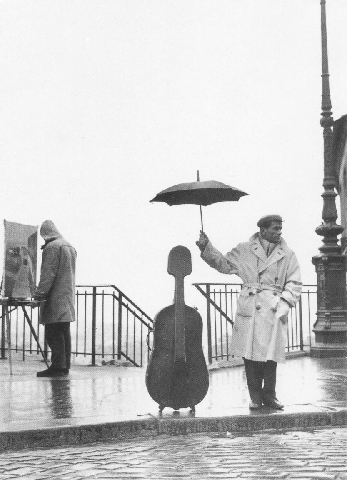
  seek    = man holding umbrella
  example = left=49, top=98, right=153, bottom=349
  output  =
left=196, top=215, right=302, bottom=410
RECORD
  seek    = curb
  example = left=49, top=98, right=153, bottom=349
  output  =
left=158, top=409, right=347, bottom=435
left=1, top=409, right=346, bottom=452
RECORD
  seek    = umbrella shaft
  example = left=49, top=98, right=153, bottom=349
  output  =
left=199, top=205, right=204, bottom=232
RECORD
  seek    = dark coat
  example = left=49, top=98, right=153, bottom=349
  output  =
left=34, top=233, right=77, bottom=325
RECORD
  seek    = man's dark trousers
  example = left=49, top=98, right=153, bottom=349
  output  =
left=244, top=358, right=277, bottom=403
left=45, top=322, right=71, bottom=371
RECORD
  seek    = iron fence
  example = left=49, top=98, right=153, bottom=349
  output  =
left=0, top=282, right=317, bottom=368
left=194, top=283, right=316, bottom=364
left=0, top=285, right=153, bottom=367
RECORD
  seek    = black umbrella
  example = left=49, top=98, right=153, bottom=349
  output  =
left=150, top=171, right=248, bottom=231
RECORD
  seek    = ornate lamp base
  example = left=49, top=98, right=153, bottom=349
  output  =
left=311, top=333, right=347, bottom=358
left=311, top=254, right=347, bottom=358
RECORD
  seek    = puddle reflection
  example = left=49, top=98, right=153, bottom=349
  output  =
left=50, top=379, right=73, bottom=419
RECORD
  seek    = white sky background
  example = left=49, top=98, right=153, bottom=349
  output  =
left=0, top=0, right=347, bottom=318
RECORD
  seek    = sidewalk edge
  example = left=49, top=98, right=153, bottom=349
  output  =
left=1, top=409, right=346, bottom=452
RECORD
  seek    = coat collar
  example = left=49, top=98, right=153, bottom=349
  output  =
left=41, top=235, right=60, bottom=249
left=249, top=233, right=289, bottom=273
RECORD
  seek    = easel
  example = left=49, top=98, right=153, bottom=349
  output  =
left=0, top=298, right=49, bottom=375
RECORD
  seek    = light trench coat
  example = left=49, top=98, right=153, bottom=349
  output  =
left=202, top=233, right=302, bottom=363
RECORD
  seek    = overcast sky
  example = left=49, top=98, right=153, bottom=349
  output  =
left=1, top=0, right=347, bottom=317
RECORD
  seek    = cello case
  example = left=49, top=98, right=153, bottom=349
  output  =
left=145, top=245, right=209, bottom=412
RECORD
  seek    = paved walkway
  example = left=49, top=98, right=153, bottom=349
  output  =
left=0, top=352, right=346, bottom=452
left=1, top=426, right=347, bottom=479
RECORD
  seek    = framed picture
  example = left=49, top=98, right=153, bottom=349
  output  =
left=3, top=220, right=38, bottom=299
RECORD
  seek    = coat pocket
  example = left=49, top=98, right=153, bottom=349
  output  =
left=237, top=292, right=254, bottom=317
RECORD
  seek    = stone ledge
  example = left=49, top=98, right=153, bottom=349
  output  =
left=158, top=410, right=347, bottom=435
left=0, top=418, right=159, bottom=452
left=1, top=409, right=346, bottom=452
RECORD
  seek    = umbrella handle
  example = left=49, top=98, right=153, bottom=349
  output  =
left=199, top=205, right=204, bottom=232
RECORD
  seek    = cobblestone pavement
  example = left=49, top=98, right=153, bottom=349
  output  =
left=0, top=427, right=346, bottom=479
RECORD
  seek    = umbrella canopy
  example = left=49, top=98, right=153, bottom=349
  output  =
left=150, top=180, right=248, bottom=206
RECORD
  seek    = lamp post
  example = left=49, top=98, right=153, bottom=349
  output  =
left=311, top=0, right=347, bottom=357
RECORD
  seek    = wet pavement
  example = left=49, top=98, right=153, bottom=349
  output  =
left=0, top=353, right=346, bottom=451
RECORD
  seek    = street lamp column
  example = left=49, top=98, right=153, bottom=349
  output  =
left=311, top=0, right=347, bottom=357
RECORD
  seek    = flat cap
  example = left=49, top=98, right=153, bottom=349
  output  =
left=257, top=214, right=283, bottom=228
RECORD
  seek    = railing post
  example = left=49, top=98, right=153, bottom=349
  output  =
left=298, top=296, right=304, bottom=351
left=22, top=314, right=25, bottom=361
left=1, top=305, right=6, bottom=359
left=117, top=292, right=122, bottom=360
left=206, top=284, right=212, bottom=364
left=91, top=286, right=97, bottom=366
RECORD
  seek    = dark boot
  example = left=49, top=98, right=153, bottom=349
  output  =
left=244, top=359, right=263, bottom=409
left=262, top=361, right=283, bottom=409
left=37, top=367, right=68, bottom=377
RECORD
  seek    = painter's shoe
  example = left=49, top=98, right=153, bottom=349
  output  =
left=37, top=367, right=67, bottom=377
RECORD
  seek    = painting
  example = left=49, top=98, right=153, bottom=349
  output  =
left=3, top=220, right=38, bottom=299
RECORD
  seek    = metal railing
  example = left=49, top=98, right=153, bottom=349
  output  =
left=0, top=285, right=153, bottom=367
left=194, top=283, right=316, bottom=364
left=0, top=282, right=317, bottom=368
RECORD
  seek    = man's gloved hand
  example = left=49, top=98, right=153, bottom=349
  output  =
left=276, top=299, right=291, bottom=324
left=196, top=231, right=209, bottom=252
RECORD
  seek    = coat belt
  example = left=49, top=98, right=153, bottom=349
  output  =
left=241, top=283, right=282, bottom=295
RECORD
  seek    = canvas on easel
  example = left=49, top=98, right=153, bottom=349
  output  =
left=1, top=220, right=47, bottom=374
left=3, top=220, right=38, bottom=299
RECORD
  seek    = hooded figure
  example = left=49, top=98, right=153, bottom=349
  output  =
left=34, top=220, right=77, bottom=377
